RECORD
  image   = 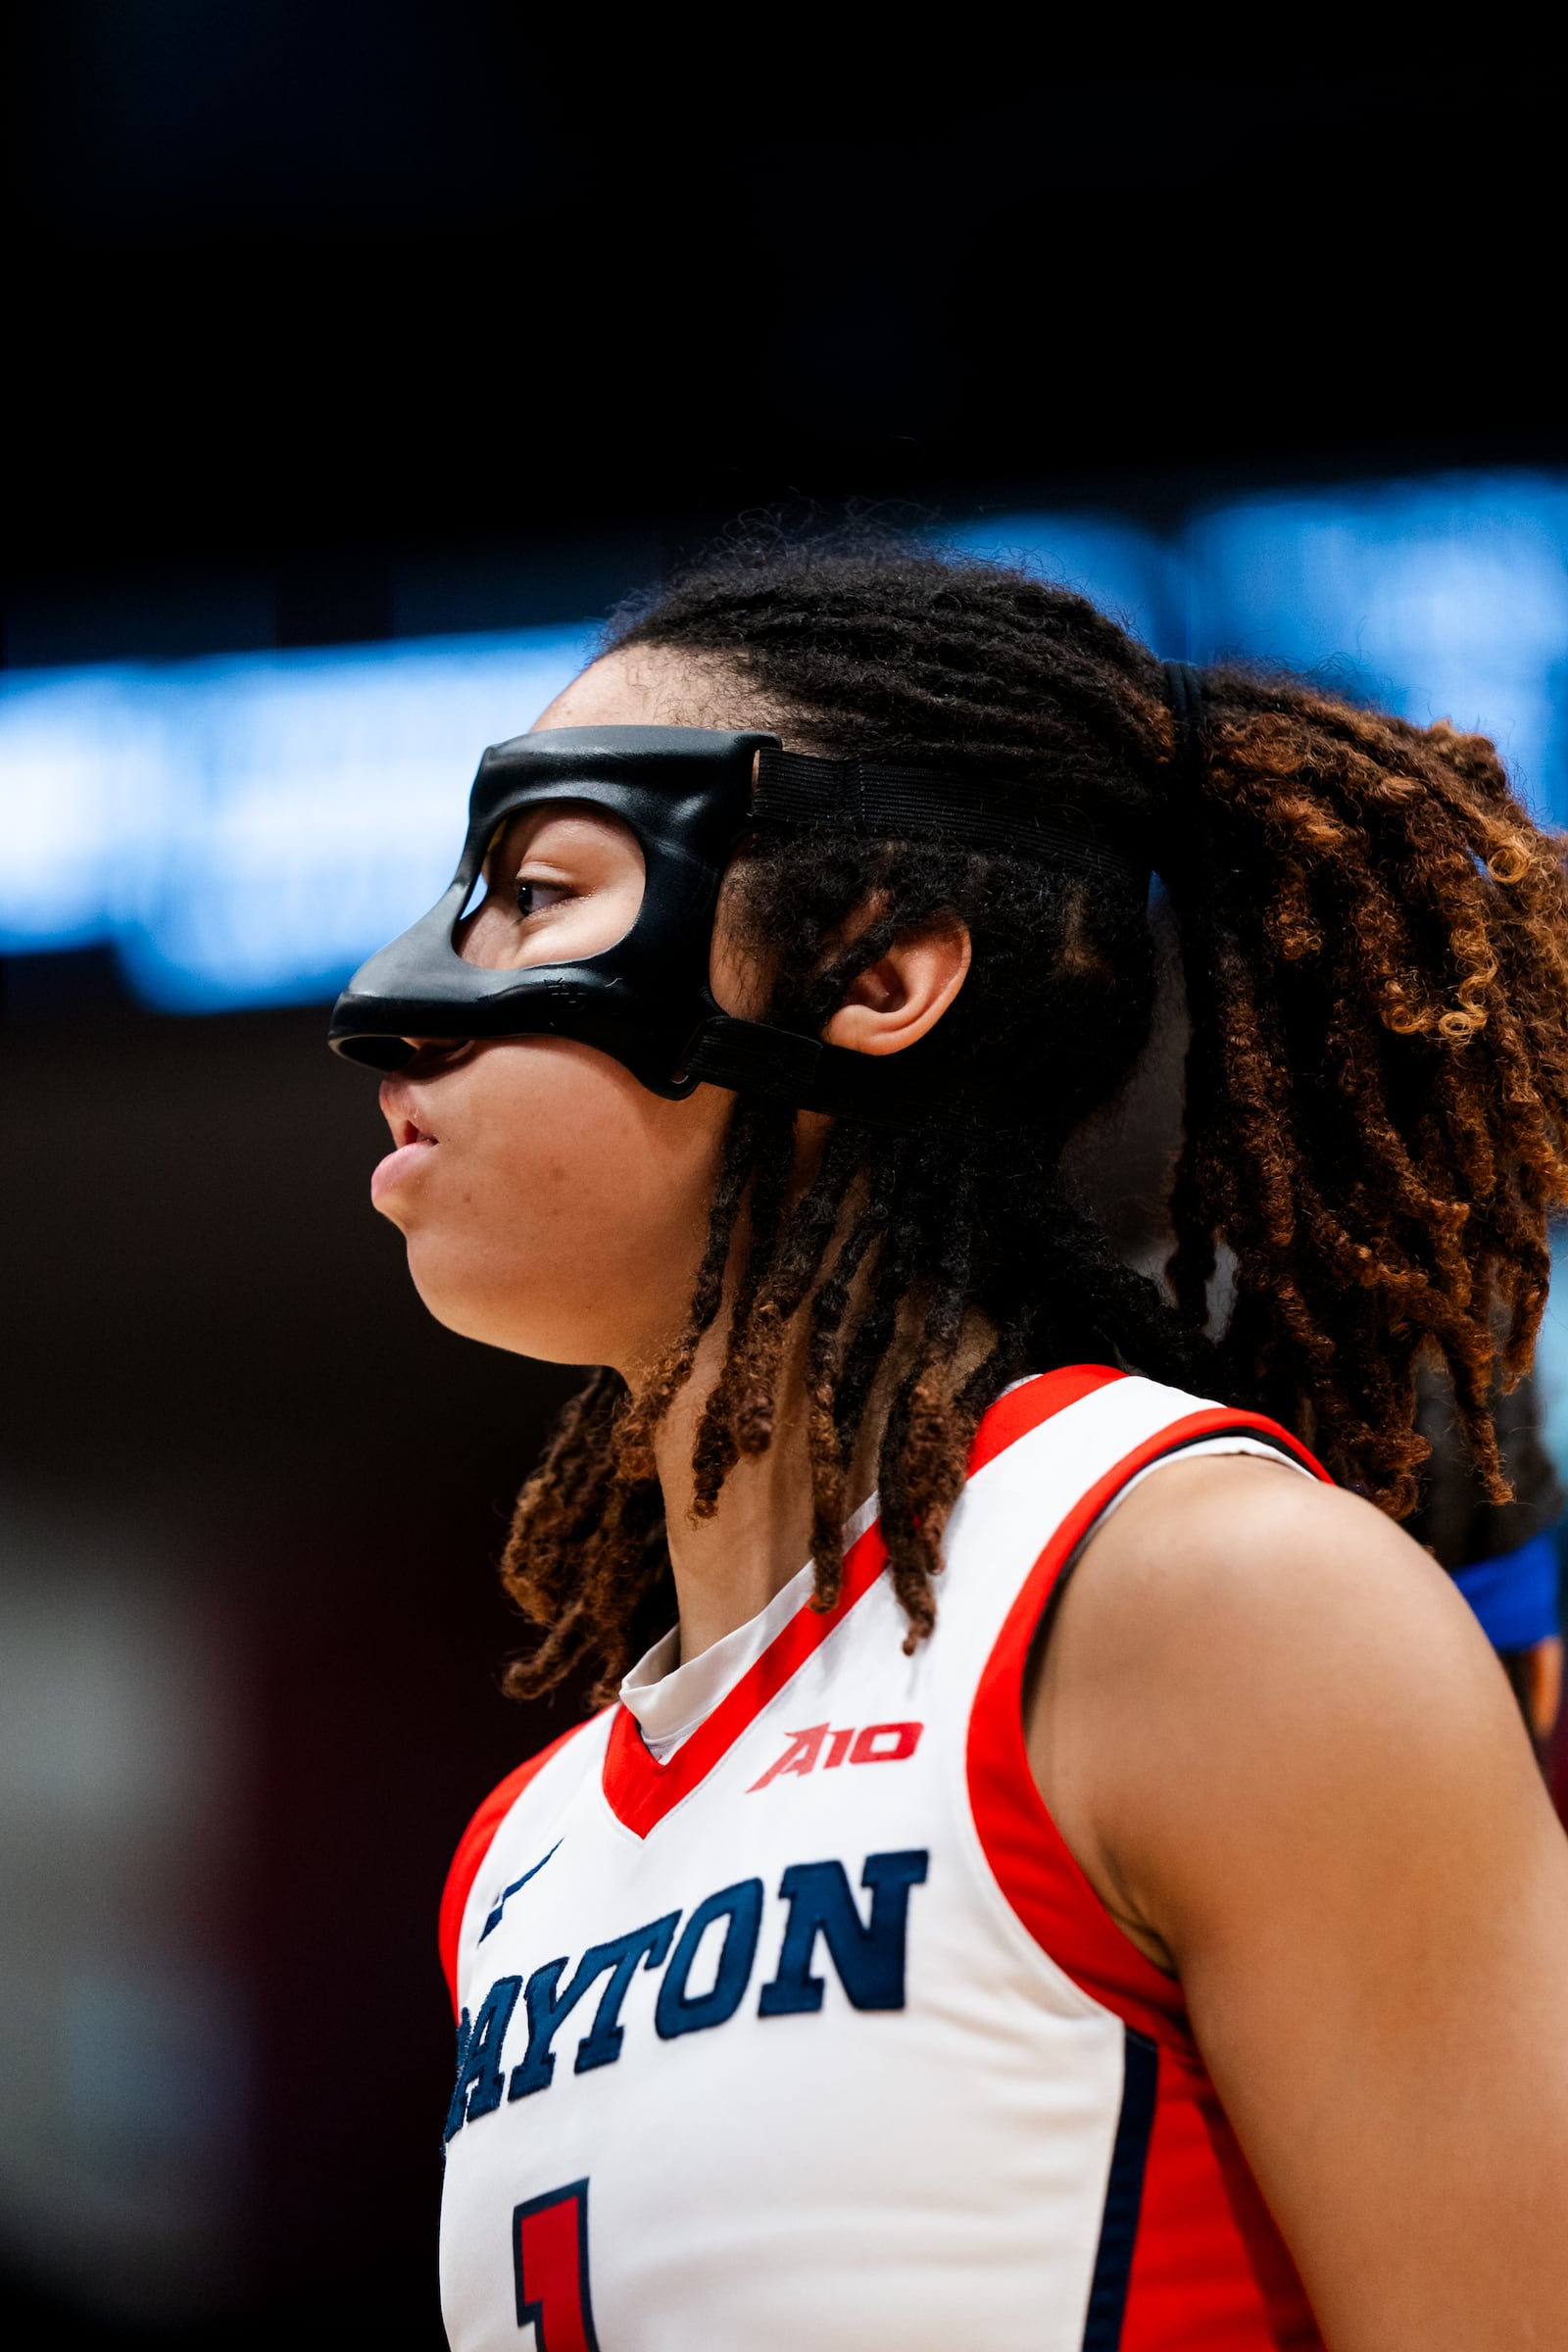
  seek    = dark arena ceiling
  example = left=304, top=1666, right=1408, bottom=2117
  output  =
left=7, top=27, right=1564, bottom=588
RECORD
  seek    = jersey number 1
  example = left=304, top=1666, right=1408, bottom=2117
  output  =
left=513, top=2180, right=600, bottom=2352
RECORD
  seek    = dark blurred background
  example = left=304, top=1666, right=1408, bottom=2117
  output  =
left=5, top=25, right=1568, bottom=2347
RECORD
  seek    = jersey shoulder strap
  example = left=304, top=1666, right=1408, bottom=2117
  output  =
left=438, top=1714, right=604, bottom=2014
left=967, top=1370, right=1332, bottom=2053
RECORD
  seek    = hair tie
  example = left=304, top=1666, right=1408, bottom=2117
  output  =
left=1161, top=659, right=1206, bottom=793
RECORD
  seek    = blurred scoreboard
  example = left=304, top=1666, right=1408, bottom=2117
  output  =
left=4, top=470, right=1567, bottom=1013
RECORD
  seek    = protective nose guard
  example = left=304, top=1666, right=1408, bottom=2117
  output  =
left=330, top=725, right=765, bottom=1098
left=328, top=722, right=1146, bottom=1125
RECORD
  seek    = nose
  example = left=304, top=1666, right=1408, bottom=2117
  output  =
left=384, top=1037, right=472, bottom=1087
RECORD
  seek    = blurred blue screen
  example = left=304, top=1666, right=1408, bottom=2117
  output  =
left=937, top=509, right=1185, bottom=659
left=0, top=624, right=594, bottom=1009
left=1185, top=472, right=1568, bottom=824
left=4, top=471, right=1566, bottom=1011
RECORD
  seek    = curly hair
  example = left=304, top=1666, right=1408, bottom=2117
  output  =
left=500, top=533, right=1568, bottom=1705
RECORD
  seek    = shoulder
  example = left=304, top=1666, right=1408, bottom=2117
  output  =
left=1068, top=1449, right=1469, bottom=1674
left=1026, top=1455, right=1568, bottom=2338
left=1063, top=1452, right=1485, bottom=1708
left=1028, top=1454, right=1538, bottom=1966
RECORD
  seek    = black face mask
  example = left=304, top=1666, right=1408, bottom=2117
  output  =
left=328, top=724, right=1139, bottom=1124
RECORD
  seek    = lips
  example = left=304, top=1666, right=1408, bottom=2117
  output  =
left=371, top=1093, right=440, bottom=1208
left=371, top=1133, right=436, bottom=1205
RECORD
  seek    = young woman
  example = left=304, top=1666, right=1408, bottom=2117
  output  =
left=338, top=542, right=1568, bottom=2350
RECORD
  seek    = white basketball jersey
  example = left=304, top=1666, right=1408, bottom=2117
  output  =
left=437, top=1367, right=1327, bottom=2351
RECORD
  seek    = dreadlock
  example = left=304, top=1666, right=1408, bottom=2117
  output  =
left=501, top=531, right=1568, bottom=1704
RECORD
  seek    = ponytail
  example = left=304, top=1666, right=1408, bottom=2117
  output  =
left=1162, top=664, right=1568, bottom=1509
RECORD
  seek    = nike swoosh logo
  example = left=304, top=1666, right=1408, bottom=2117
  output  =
left=478, top=1839, right=563, bottom=1942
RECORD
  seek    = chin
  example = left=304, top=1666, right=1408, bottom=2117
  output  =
left=401, top=1243, right=498, bottom=1347
left=403, top=1247, right=601, bottom=1364
left=408, top=1279, right=511, bottom=1352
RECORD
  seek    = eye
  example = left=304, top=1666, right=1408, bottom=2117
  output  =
left=514, top=876, right=572, bottom=918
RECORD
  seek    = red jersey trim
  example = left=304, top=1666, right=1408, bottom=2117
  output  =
left=969, top=1402, right=1331, bottom=2348
left=601, top=1365, right=1125, bottom=1841
left=439, top=1718, right=600, bottom=2017
left=967, top=1405, right=1331, bottom=2055
left=968, top=1363, right=1124, bottom=1476
left=601, top=1519, right=890, bottom=1838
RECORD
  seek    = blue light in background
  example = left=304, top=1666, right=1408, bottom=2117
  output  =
left=1186, top=472, right=1568, bottom=822
left=4, top=470, right=1567, bottom=1012
left=0, top=624, right=594, bottom=1008
left=936, top=510, right=1183, bottom=659
left=943, top=477, right=1568, bottom=821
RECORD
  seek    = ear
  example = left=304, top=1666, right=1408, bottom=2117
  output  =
left=823, top=918, right=972, bottom=1058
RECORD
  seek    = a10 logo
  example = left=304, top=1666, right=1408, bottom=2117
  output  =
left=747, top=1719, right=923, bottom=1792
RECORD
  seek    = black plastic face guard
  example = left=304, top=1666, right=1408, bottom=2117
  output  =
left=327, top=722, right=1148, bottom=1124
left=329, top=725, right=770, bottom=1096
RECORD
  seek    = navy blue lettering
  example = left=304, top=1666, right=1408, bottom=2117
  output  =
left=654, top=1880, right=763, bottom=2039
left=444, top=2007, right=472, bottom=2143
left=446, top=1975, right=521, bottom=2138
left=510, top=1914, right=679, bottom=2099
left=450, top=1849, right=929, bottom=2130
left=758, top=1849, right=929, bottom=2016
left=574, top=1914, right=679, bottom=2074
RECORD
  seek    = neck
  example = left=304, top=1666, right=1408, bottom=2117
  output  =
left=645, top=1301, right=997, bottom=1667
left=649, top=1309, right=834, bottom=1664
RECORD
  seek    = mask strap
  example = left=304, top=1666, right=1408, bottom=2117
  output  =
left=751, top=747, right=1148, bottom=888
left=680, top=1013, right=983, bottom=1133
left=692, top=745, right=1153, bottom=1124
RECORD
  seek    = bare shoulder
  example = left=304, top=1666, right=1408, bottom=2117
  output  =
left=1070, top=1450, right=1471, bottom=1651
left=1025, top=1453, right=1568, bottom=2342
left=1041, top=1452, right=1502, bottom=1739
left=1027, top=1453, right=1552, bottom=1970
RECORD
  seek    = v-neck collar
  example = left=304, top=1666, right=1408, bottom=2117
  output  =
left=600, top=1363, right=1121, bottom=1838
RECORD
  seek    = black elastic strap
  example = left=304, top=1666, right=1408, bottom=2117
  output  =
left=680, top=1013, right=979, bottom=1131
left=752, top=747, right=1147, bottom=888
left=1161, top=660, right=1206, bottom=789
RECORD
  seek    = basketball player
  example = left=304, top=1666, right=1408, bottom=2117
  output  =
left=334, top=544, right=1568, bottom=2349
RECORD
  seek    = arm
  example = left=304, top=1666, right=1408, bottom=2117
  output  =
left=1027, top=1458, right=1568, bottom=2351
